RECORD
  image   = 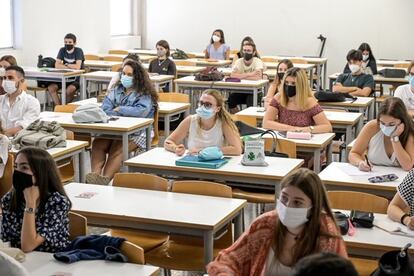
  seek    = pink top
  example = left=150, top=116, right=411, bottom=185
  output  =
left=270, top=98, right=323, bottom=127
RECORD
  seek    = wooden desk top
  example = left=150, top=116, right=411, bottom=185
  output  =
left=263, top=63, right=315, bottom=70
left=23, top=251, right=159, bottom=276
left=22, top=66, right=85, bottom=77
left=183, top=58, right=232, bottom=67
left=10, top=140, right=88, bottom=159
left=125, top=147, right=304, bottom=181
left=261, top=132, right=335, bottom=148
left=142, top=63, right=206, bottom=74
left=174, top=76, right=269, bottom=88
left=319, top=162, right=408, bottom=191
left=84, top=60, right=122, bottom=68
left=329, top=72, right=408, bottom=84
left=377, top=59, right=410, bottom=67
left=65, top=182, right=246, bottom=230
left=261, top=55, right=328, bottom=64
left=319, top=96, right=374, bottom=108
left=129, top=49, right=205, bottom=58
left=39, top=111, right=153, bottom=132
left=81, top=70, right=174, bottom=83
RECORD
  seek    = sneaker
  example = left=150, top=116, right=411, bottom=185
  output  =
left=85, top=172, right=111, bottom=185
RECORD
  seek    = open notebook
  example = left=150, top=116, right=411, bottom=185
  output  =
left=374, top=220, right=414, bottom=238
left=175, top=155, right=229, bottom=169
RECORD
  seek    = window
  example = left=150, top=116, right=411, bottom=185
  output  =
left=0, top=0, right=13, bottom=48
left=110, top=0, right=132, bottom=36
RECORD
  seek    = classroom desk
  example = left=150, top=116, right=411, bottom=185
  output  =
left=263, top=63, right=316, bottom=85
left=22, top=251, right=160, bottom=276
left=176, top=58, right=232, bottom=67
left=318, top=96, right=375, bottom=121
left=377, top=59, right=411, bottom=67
left=125, top=147, right=304, bottom=190
left=65, top=182, right=247, bottom=266
left=129, top=49, right=205, bottom=58
left=142, top=63, right=206, bottom=76
left=174, top=75, right=269, bottom=110
left=84, top=60, right=122, bottom=71
left=261, top=55, right=328, bottom=90
left=236, top=107, right=363, bottom=146
left=337, top=210, right=414, bottom=258
left=39, top=111, right=153, bottom=167
left=80, top=71, right=175, bottom=99
left=22, top=66, right=85, bottom=105
left=319, top=162, right=408, bottom=198
left=92, top=53, right=155, bottom=63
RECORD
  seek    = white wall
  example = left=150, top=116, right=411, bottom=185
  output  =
left=144, top=0, right=413, bottom=85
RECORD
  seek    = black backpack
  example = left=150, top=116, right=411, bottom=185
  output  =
left=171, top=48, right=189, bottom=60
left=314, top=91, right=357, bottom=102
left=37, top=55, right=56, bottom=88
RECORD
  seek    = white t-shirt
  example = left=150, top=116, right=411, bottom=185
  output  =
left=0, top=91, right=40, bottom=130
left=232, top=57, right=265, bottom=74
left=394, top=84, right=414, bottom=111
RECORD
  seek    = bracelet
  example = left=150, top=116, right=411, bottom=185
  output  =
left=401, top=213, right=410, bottom=225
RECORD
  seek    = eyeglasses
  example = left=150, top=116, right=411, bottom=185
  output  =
left=198, top=100, right=214, bottom=108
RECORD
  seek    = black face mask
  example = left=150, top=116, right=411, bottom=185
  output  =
left=12, top=170, right=34, bottom=193
left=284, top=85, right=297, bottom=98
left=243, top=53, right=253, bottom=61
left=65, top=44, right=74, bottom=51
left=277, top=72, right=285, bottom=80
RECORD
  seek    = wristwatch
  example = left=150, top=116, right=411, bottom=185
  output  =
left=392, top=136, right=399, bottom=143
left=24, top=207, right=35, bottom=214
left=401, top=213, right=410, bottom=225
left=309, top=126, right=314, bottom=133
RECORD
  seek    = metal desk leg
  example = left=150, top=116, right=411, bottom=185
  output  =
left=168, top=80, right=173, bottom=92
left=81, top=76, right=86, bottom=100
left=345, top=125, right=352, bottom=145
left=203, top=231, right=214, bottom=267
left=313, top=149, right=321, bottom=173
left=253, top=88, right=258, bottom=106
left=309, top=68, right=315, bottom=90
left=323, top=62, right=328, bottom=90
left=146, top=126, right=151, bottom=151
left=122, top=134, right=129, bottom=170
left=62, top=77, right=67, bottom=104
left=79, top=149, right=86, bottom=183
left=164, top=115, right=171, bottom=138
left=326, top=143, right=332, bottom=165
left=73, top=154, right=80, bottom=182
left=234, top=211, right=243, bottom=240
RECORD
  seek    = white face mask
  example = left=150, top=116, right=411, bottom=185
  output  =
left=276, top=200, right=311, bottom=229
left=0, top=67, right=5, bottom=77
left=212, top=35, right=220, bottom=43
left=2, top=79, right=18, bottom=95
left=380, top=123, right=397, bottom=137
left=349, top=64, right=360, bottom=74
left=362, top=54, right=369, bottom=61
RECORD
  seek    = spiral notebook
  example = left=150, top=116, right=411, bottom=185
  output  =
left=175, top=155, right=229, bottom=169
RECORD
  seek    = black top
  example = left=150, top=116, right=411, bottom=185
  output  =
left=149, top=58, right=176, bottom=76
left=57, top=47, right=85, bottom=69
left=343, top=59, right=377, bottom=75
left=335, top=72, right=375, bottom=92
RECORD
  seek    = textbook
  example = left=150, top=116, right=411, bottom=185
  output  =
left=374, top=220, right=414, bottom=238
left=175, top=155, right=229, bottom=169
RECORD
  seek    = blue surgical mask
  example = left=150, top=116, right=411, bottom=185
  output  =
left=409, top=76, right=414, bottom=88
left=380, top=123, right=396, bottom=137
left=121, top=74, right=133, bottom=89
left=198, top=146, right=223, bottom=161
left=196, top=105, right=215, bottom=120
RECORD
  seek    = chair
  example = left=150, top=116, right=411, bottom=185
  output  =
left=84, top=54, right=101, bottom=61
left=108, top=50, right=129, bottom=55
left=261, top=57, right=279, bottom=63
left=68, top=211, right=88, bottom=241
left=232, top=114, right=257, bottom=127
left=349, top=257, right=378, bottom=276
left=111, top=64, right=122, bottom=72
left=290, top=58, right=308, bottom=64
left=0, top=153, right=13, bottom=198
left=103, top=56, right=123, bottom=62
left=158, top=92, right=189, bottom=103
left=174, top=60, right=196, bottom=66
left=145, top=180, right=233, bottom=271
left=108, top=173, right=170, bottom=252
left=327, top=191, right=389, bottom=214
left=394, top=63, right=409, bottom=69
left=151, top=109, right=159, bottom=147
left=120, top=241, right=145, bottom=264
left=54, top=104, right=79, bottom=113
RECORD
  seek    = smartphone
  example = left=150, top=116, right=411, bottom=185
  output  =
left=109, top=117, right=120, bottom=121
left=256, top=107, right=266, bottom=112
left=368, top=173, right=399, bottom=183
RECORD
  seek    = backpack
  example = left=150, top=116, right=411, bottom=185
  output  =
left=12, top=119, right=67, bottom=150
left=378, top=68, right=406, bottom=78
left=194, top=67, right=224, bottom=81
left=171, top=48, right=189, bottom=60
left=72, top=104, right=109, bottom=123
left=314, top=91, right=357, bottom=102
left=37, top=55, right=57, bottom=88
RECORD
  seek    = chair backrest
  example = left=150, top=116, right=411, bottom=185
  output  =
left=327, top=191, right=389, bottom=214
left=230, top=49, right=239, bottom=55
left=54, top=104, right=79, bottom=113
left=120, top=241, right=145, bottom=264
left=68, top=211, right=87, bottom=241
left=172, top=180, right=232, bottom=198
left=232, top=114, right=257, bottom=127
left=394, top=63, right=409, bottom=69
left=84, top=54, right=100, bottom=61
left=0, top=153, right=13, bottom=199
left=111, top=64, right=122, bottom=72
left=174, top=60, right=196, bottom=66
left=108, top=50, right=129, bottom=55
left=158, top=92, right=189, bottom=103
left=152, top=108, right=159, bottom=146
left=113, top=172, right=169, bottom=191
left=103, top=56, right=123, bottom=62
left=290, top=58, right=308, bottom=64
left=264, top=138, right=297, bottom=158
left=262, top=57, right=279, bottom=63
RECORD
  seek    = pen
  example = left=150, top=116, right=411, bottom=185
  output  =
left=364, top=154, right=372, bottom=171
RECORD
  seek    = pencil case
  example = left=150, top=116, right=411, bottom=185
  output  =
left=286, top=131, right=312, bottom=140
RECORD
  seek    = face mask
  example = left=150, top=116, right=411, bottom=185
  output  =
left=243, top=53, right=253, bottom=61
left=2, top=79, right=18, bottom=94
left=284, top=85, right=296, bottom=98
left=349, top=64, right=360, bottom=74
left=277, top=200, right=311, bottom=229
left=196, top=105, right=215, bottom=120
left=121, top=74, right=133, bottom=89
left=409, top=76, right=414, bottom=88
left=0, top=67, right=5, bottom=77
left=13, top=170, right=34, bottom=193
left=362, top=54, right=369, bottom=61
left=380, top=123, right=396, bottom=137
left=65, top=44, right=74, bottom=51
left=198, top=146, right=223, bottom=161
left=212, top=35, right=220, bottom=43
left=157, top=49, right=166, bottom=57
left=277, top=72, right=285, bottom=80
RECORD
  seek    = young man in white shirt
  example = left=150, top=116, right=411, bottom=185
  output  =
left=394, top=61, right=414, bottom=117
left=0, top=66, right=40, bottom=137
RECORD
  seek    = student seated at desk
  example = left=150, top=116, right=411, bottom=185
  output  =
left=87, top=61, right=158, bottom=185
left=108, top=53, right=141, bottom=91
left=164, top=89, right=242, bottom=156
left=388, top=169, right=414, bottom=230
left=207, top=168, right=347, bottom=276
left=0, top=55, right=17, bottom=95
left=349, top=97, right=414, bottom=171
left=47, top=33, right=85, bottom=105
left=1, top=147, right=71, bottom=253
left=343, top=43, right=377, bottom=75
left=204, top=29, right=230, bottom=60
left=333, top=49, right=375, bottom=97
left=227, top=41, right=265, bottom=114
left=235, top=36, right=260, bottom=59
left=148, top=40, right=176, bottom=91
left=0, top=66, right=40, bottom=137
left=263, top=67, right=332, bottom=134
left=264, top=59, right=294, bottom=108
left=394, top=61, right=414, bottom=117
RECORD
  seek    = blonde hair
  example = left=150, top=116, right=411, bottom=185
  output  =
left=197, top=89, right=239, bottom=135
left=279, top=67, right=314, bottom=110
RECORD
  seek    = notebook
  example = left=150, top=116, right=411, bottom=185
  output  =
left=374, top=220, right=414, bottom=238
left=175, top=155, right=229, bottom=169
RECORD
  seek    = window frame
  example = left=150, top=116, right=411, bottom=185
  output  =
left=0, top=0, right=14, bottom=49
left=110, top=0, right=133, bottom=37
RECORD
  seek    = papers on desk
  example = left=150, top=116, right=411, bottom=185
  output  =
left=336, top=163, right=378, bottom=176
left=374, top=220, right=414, bottom=238
left=42, top=68, right=74, bottom=73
